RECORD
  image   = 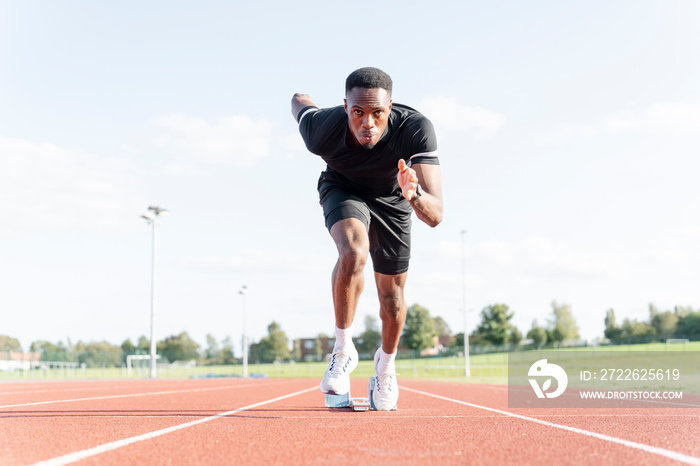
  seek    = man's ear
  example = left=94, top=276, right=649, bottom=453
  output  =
left=344, top=99, right=348, bottom=114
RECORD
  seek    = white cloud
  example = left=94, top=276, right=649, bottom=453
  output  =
left=153, top=114, right=273, bottom=166
left=603, top=101, right=700, bottom=135
left=522, top=237, right=630, bottom=281
left=164, top=158, right=210, bottom=176
left=428, top=236, right=630, bottom=282
left=538, top=100, right=700, bottom=143
left=648, top=243, right=687, bottom=266
left=0, top=134, right=145, bottom=234
left=185, top=247, right=332, bottom=275
left=418, top=97, right=506, bottom=139
left=534, top=123, right=599, bottom=144
left=478, top=240, right=516, bottom=267
left=681, top=225, right=700, bottom=240
left=279, top=129, right=310, bottom=160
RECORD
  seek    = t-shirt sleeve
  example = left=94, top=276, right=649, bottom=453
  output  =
left=296, top=105, right=318, bottom=125
left=407, top=116, right=440, bottom=166
left=297, top=106, right=319, bottom=149
left=297, top=106, right=340, bottom=156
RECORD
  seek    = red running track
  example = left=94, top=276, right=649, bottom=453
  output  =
left=0, top=378, right=698, bottom=465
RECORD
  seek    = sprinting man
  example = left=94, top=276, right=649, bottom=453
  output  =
left=291, top=67, right=443, bottom=410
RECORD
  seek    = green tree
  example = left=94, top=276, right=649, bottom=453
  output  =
left=120, top=339, right=136, bottom=363
left=433, top=316, right=452, bottom=337
left=510, top=327, right=523, bottom=347
left=650, top=310, right=679, bottom=338
left=357, top=315, right=382, bottom=355
left=205, top=334, right=220, bottom=364
left=30, top=340, right=69, bottom=361
left=676, top=311, right=700, bottom=337
left=674, top=305, right=693, bottom=317
left=248, top=341, right=262, bottom=364
left=121, top=338, right=136, bottom=354
left=649, top=303, right=660, bottom=321
left=472, top=303, right=518, bottom=346
left=401, top=304, right=437, bottom=350
left=137, top=336, right=150, bottom=353
left=157, top=332, right=201, bottom=363
left=256, top=321, right=291, bottom=363
left=527, top=320, right=548, bottom=349
left=549, top=301, right=580, bottom=343
left=218, top=336, right=235, bottom=364
left=0, top=335, right=22, bottom=352
left=604, top=309, right=622, bottom=340
left=75, top=340, right=122, bottom=367
left=620, top=318, right=655, bottom=339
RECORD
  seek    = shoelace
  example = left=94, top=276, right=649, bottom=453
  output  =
left=375, top=372, right=396, bottom=392
left=328, top=349, right=353, bottom=376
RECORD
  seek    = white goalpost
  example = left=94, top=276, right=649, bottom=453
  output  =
left=126, top=354, right=161, bottom=377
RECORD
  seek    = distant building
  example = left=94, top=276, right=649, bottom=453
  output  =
left=0, top=351, right=41, bottom=371
left=293, top=337, right=334, bottom=362
left=419, top=335, right=453, bottom=357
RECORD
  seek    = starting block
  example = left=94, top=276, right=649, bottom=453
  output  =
left=324, top=391, right=371, bottom=411
left=324, top=377, right=396, bottom=411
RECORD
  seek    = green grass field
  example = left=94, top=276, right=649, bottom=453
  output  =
left=2, top=341, right=697, bottom=385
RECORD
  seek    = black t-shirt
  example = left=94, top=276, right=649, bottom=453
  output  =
left=297, top=103, right=439, bottom=197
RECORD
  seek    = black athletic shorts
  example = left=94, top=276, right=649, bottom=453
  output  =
left=317, top=170, right=412, bottom=275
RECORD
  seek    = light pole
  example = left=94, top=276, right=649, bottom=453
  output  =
left=461, top=229, right=471, bottom=378
left=239, top=285, right=248, bottom=378
left=141, top=206, right=167, bottom=379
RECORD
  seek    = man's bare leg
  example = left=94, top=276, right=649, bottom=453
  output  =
left=372, top=271, right=407, bottom=410
left=375, top=271, right=408, bottom=353
left=319, top=218, right=368, bottom=395
left=330, top=218, right=370, bottom=329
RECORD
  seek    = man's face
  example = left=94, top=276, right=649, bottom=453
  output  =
left=344, top=87, right=392, bottom=149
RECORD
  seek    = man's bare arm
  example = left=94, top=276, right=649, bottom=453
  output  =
left=397, top=160, right=443, bottom=228
left=291, top=93, right=317, bottom=122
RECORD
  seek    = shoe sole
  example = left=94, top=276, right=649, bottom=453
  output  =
left=321, top=389, right=348, bottom=396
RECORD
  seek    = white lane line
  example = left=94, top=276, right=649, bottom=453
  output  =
left=403, top=387, right=700, bottom=466
left=1, top=387, right=123, bottom=396
left=0, top=381, right=193, bottom=396
left=0, top=383, right=266, bottom=409
left=28, top=386, right=317, bottom=466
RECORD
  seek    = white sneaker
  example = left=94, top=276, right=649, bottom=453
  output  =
left=373, top=348, right=398, bottom=411
left=320, top=345, right=358, bottom=395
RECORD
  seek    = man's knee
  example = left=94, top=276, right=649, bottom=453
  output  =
left=376, top=273, right=407, bottom=321
left=378, top=288, right=405, bottom=321
left=331, top=218, right=369, bottom=275
left=337, top=244, right=368, bottom=274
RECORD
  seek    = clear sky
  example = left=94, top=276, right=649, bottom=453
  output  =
left=1, top=1, right=699, bottom=353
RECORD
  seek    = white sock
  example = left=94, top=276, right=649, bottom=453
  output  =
left=334, top=324, right=354, bottom=350
left=377, top=347, right=396, bottom=375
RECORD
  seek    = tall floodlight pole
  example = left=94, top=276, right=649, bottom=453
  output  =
left=461, top=229, right=471, bottom=377
left=239, top=285, right=248, bottom=378
left=141, top=206, right=168, bottom=379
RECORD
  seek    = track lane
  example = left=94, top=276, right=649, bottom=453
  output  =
left=0, top=379, right=312, bottom=465
left=1, top=378, right=698, bottom=465
left=404, top=380, right=700, bottom=464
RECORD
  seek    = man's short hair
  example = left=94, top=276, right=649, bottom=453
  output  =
left=345, top=67, right=393, bottom=96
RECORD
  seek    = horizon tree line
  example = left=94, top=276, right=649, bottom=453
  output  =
left=2, top=302, right=698, bottom=367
